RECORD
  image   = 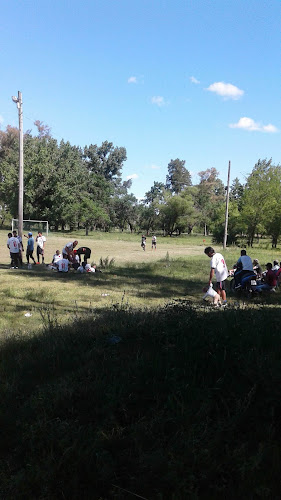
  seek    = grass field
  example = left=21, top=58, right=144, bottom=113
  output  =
left=1, top=229, right=281, bottom=336
left=1, top=229, right=281, bottom=499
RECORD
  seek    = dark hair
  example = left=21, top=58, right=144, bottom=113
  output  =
left=273, top=260, right=279, bottom=266
left=266, top=262, right=273, bottom=269
left=8, top=232, right=12, bottom=237
left=204, top=247, right=215, bottom=256
left=241, top=249, right=247, bottom=256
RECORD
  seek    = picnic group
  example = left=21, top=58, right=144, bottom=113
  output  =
left=6, top=231, right=99, bottom=274
left=203, top=246, right=281, bottom=307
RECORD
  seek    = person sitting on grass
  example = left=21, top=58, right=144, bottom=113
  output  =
left=256, top=262, right=277, bottom=292
left=57, top=257, right=70, bottom=273
left=253, top=258, right=262, bottom=278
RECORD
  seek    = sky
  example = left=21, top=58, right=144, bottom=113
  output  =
left=0, top=0, right=280, bottom=199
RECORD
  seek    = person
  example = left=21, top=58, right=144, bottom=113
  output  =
left=204, top=247, right=228, bottom=306
left=57, top=257, right=70, bottom=273
left=253, top=259, right=262, bottom=278
left=272, top=260, right=280, bottom=273
left=151, top=235, right=157, bottom=250
left=202, top=283, right=221, bottom=307
left=52, top=250, right=62, bottom=268
left=141, top=235, right=146, bottom=251
left=74, top=246, right=91, bottom=265
left=7, top=232, right=20, bottom=268
left=62, top=240, right=78, bottom=260
left=13, top=230, right=24, bottom=266
left=24, top=232, right=36, bottom=265
left=256, top=262, right=277, bottom=292
left=233, top=249, right=254, bottom=288
left=36, top=231, right=46, bottom=264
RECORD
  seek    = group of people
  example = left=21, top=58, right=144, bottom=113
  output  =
left=7, top=230, right=46, bottom=268
left=141, top=235, right=157, bottom=251
left=50, top=240, right=94, bottom=273
left=204, top=246, right=281, bottom=307
left=7, top=232, right=95, bottom=274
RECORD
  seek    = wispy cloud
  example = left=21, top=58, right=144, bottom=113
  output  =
left=128, top=76, right=137, bottom=84
left=229, top=117, right=278, bottom=133
left=127, top=173, right=139, bottom=180
left=0, top=115, right=4, bottom=125
left=207, top=81, right=244, bottom=100
left=150, top=164, right=161, bottom=170
left=190, top=76, right=200, bottom=84
left=151, top=96, right=166, bottom=107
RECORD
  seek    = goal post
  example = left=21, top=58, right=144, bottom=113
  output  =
left=12, top=219, right=49, bottom=236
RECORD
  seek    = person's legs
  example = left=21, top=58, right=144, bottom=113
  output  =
left=216, top=281, right=226, bottom=302
left=37, top=246, right=40, bottom=263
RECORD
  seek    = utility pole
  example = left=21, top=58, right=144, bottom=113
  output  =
left=223, top=161, right=231, bottom=249
left=12, top=91, right=24, bottom=238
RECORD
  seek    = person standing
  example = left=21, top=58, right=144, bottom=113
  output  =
left=204, top=246, right=228, bottom=306
left=25, top=232, right=36, bottom=265
left=13, top=230, right=24, bottom=266
left=141, top=235, right=146, bottom=251
left=151, top=235, right=157, bottom=250
left=7, top=232, right=20, bottom=268
left=36, top=231, right=46, bottom=264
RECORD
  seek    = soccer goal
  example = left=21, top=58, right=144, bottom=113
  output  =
left=12, top=219, right=49, bottom=236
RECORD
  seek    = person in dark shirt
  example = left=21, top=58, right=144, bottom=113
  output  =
left=74, top=247, right=91, bottom=265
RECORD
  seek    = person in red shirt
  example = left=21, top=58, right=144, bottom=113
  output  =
left=256, top=262, right=277, bottom=292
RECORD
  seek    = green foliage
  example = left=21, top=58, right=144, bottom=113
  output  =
left=166, top=158, right=192, bottom=194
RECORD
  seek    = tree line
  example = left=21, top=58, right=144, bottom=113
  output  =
left=0, top=123, right=280, bottom=245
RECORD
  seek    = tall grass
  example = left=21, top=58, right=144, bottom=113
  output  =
left=1, top=302, right=281, bottom=499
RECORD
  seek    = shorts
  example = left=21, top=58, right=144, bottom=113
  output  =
left=215, top=280, right=226, bottom=291
left=37, top=247, right=44, bottom=255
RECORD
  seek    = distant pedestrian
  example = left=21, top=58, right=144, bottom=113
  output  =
left=7, top=232, right=20, bottom=268
left=24, top=232, right=36, bottom=265
left=204, top=246, right=228, bottom=306
left=36, top=231, right=46, bottom=264
left=141, top=235, right=146, bottom=251
left=152, top=235, right=157, bottom=250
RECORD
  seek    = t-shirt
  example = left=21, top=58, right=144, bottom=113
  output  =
left=27, top=237, right=35, bottom=251
left=37, top=235, right=46, bottom=249
left=58, top=258, right=69, bottom=272
left=7, top=236, right=20, bottom=253
left=62, top=242, right=74, bottom=255
left=152, top=236, right=156, bottom=243
left=210, top=253, right=228, bottom=282
left=237, top=255, right=253, bottom=272
left=52, top=253, right=62, bottom=264
left=266, top=269, right=277, bottom=287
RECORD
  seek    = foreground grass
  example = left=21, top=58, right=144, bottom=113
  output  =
left=1, top=302, right=281, bottom=499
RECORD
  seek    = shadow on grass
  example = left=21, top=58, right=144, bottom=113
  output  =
left=1, top=302, right=281, bottom=499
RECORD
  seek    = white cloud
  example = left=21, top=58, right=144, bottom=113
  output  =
left=0, top=115, right=4, bottom=125
left=229, top=117, right=278, bottom=133
left=127, top=173, right=139, bottom=180
left=190, top=76, right=200, bottom=84
left=151, top=96, right=166, bottom=107
left=128, top=76, right=137, bottom=84
left=207, top=81, right=244, bottom=100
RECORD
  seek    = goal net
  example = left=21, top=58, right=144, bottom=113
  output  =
left=12, top=219, right=49, bottom=236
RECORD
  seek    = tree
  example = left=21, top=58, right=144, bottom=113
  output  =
left=195, top=168, right=225, bottom=236
left=166, top=159, right=192, bottom=194
left=159, top=193, right=196, bottom=236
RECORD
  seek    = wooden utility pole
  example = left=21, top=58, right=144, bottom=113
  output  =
left=12, top=91, right=24, bottom=238
left=223, top=161, right=231, bottom=249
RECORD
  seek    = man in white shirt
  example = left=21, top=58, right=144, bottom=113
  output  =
left=233, top=250, right=254, bottom=288
left=7, top=232, right=20, bottom=268
left=204, top=246, right=228, bottom=305
left=62, top=240, right=78, bottom=261
left=57, top=258, right=69, bottom=272
left=36, top=232, right=46, bottom=264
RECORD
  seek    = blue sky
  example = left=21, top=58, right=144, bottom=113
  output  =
left=1, top=0, right=280, bottom=199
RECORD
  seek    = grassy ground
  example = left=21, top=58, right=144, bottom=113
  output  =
left=1, top=229, right=281, bottom=336
left=1, top=229, right=281, bottom=498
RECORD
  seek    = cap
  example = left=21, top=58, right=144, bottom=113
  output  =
left=28, top=232, right=32, bottom=236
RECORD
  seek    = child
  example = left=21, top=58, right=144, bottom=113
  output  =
left=202, top=283, right=221, bottom=307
